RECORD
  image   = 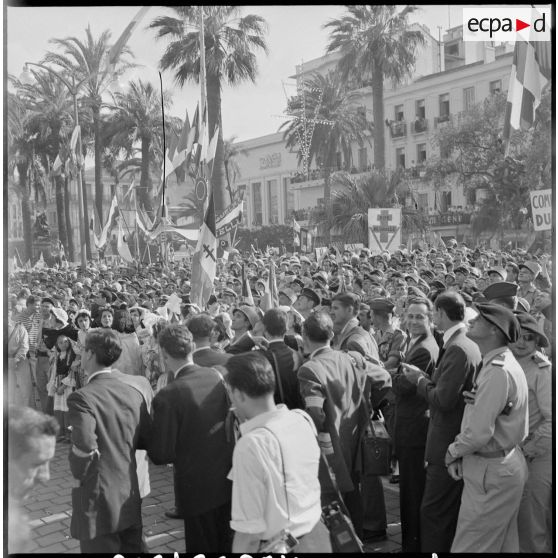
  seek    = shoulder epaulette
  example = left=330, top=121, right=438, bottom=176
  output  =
left=491, top=357, right=506, bottom=367
left=532, top=352, right=550, bottom=368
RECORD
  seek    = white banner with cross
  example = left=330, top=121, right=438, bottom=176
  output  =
left=368, top=208, right=401, bottom=254
left=530, top=189, right=552, bottom=231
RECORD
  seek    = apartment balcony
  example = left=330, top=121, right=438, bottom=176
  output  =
left=389, top=120, right=407, bottom=139
left=289, top=166, right=371, bottom=189
left=434, top=114, right=452, bottom=128
left=410, top=118, right=428, bottom=134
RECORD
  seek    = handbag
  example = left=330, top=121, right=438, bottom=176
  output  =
left=361, top=410, right=391, bottom=476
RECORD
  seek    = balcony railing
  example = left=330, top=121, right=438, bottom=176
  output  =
left=410, top=118, right=428, bottom=133
left=434, top=114, right=451, bottom=128
left=290, top=165, right=372, bottom=185
left=389, top=120, right=407, bottom=138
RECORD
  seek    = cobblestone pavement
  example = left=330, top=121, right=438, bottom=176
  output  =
left=21, top=439, right=401, bottom=553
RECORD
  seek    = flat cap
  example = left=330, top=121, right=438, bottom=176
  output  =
left=514, top=312, right=549, bottom=347
left=483, top=281, right=519, bottom=300
left=475, top=302, right=520, bottom=343
left=519, top=260, right=542, bottom=277
left=369, top=298, right=395, bottom=314
left=299, top=287, right=321, bottom=306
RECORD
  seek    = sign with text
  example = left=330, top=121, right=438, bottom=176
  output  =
left=259, top=153, right=281, bottom=169
left=368, top=208, right=401, bottom=254
left=530, top=189, right=552, bottom=231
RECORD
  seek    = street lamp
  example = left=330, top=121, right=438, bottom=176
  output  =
left=20, top=62, right=91, bottom=271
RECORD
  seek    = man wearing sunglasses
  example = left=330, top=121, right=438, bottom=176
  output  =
left=510, top=313, right=552, bottom=553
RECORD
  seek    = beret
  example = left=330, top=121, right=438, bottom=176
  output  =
left=299, top=287, right=321, bottom=306
left=475, top=302, right=520, bottom=343
left=369, top=298, right=395, bottom=313
left=519, top=260, right=542, bottom=277
left=233, top=306, right=260, bottom=328
left=487, top=267, right=506, bottom=280
left=483, top=281, right=518, bottom=300
left=514, top=312, right=549, bottom=347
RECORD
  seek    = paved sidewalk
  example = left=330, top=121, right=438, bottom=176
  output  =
left=21, top=440, right=401, bottom=553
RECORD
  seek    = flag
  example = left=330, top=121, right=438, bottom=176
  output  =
left=171, top=110, right=191, bottom=169
left=185, top=104, right=200, bottom=164
left=117, top=219, right=134, bottom=263
left=189, top=191, right=217, bottom=308
left=205, top=125, right=219, bottom=167
left=52, top=155, right=62, bottom=173
left=33, top=252, right=46, bottom=270
left=269, top=260, right=279, bottom=307
left=97, top=193, right=118, bottom=248
left=89, top=212, right=102, bottom=249
left=503, top=14, right=550, bottom=143
left=104, top=6, right=150, bottom=75
left=70, top=125, right=80, bottom=151
left=293, top=218, right=301, bottom=246
left=241, top=263, right=254, bottom=306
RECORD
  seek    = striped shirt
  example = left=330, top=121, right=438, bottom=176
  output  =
left=14, top=311, right=41, bottom=354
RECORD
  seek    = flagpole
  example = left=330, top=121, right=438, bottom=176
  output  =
left=134, top=183, right=140, bottom=264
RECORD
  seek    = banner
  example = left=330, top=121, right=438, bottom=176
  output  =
left=215, top=199, right=243, bottom=237
left=368, top=208, right=401, bottom=254
left=530, top=189, right=552, bottom=231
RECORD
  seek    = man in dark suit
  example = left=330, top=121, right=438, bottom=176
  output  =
left=67, top=329, right=151, bottom=553
left=148, top=324, right=234, bottom=553
left=298, top=312, right=367, bottom=537
left=331, top=292, right=380, bottom=363
left=403, top=291, right=481, bottom=552
left=260, top=308, right=303, bottom=409
left=393, top=297, right=439, bottom=553
left=186, top=314, right=231, bottom=368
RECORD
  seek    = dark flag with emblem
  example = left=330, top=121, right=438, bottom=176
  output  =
left=190, top=191, right=217, bottom=308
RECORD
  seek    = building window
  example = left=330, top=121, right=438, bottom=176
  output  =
left=415, top=99, right=425, bottom=119
left=396, top=147, right=406, bottom=169
left=358, top=147, right=368, bottom=171
left=417, top=143, right=427, bottom=164
left=252, top=182, right=262, bottom=226
left=439, top=93, right=450, bottom=118
left=489, top=79, right=502, bottom=95
left=446, top=43, right=459, bottom=56
left=267, top=179, right=278, bottom=224
left=463, top=86, right=475, bottom=111
left=283, top=177, right=294, bottom=220
left=394, top=104, right=404, bottom=121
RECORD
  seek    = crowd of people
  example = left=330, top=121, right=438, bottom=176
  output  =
left=7, top=239, right=553, bottom=553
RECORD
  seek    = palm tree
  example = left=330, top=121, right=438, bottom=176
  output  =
left=324, top=5, right=425, bottom=170
left=149, top=6, right=268, bottom=214
left=44, top=26, right=135, bottom=222
left=314, top=170, right=401, bottom=243
left=280, top=71, right=371, bottom=224
left=175, top=190, right=205, bottom=226
left=223, top=135, right=248, bottom=202
left=105, top=79, right=170, bottom=215
left=11, top=70, right=76, bottom=256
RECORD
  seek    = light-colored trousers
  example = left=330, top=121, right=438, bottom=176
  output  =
left=518, top=452, right=552, bottom=553
left=451, top=448, right=527, bottom=553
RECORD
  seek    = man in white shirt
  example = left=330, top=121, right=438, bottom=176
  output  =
left=226, top=351, right=331, bottom=553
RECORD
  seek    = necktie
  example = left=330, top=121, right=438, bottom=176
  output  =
left=436, top=345, right=446, bottom=366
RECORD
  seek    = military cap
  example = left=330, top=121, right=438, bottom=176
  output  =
left=370, top=269, right=385, bottom=279
left=420, top=269, right=435, bottom=281
left=407, top=286, right=425, bottom=298
left=233, top=306, right=260, bottom=329
left=487, top=267, right=506, bottom=281
left=278, top=288, right=297, bottom=304
left=222, top=288, right=237, bottom=298
left=369, top=298, right=395, bottom=314
left=454, top=266, right=469, bottom=275
left=313, top=271, right=328, bottom=284
left=291, top=278, right=304, bottom=288
left=519, top=260, right=542, bottom=277
left=483, top=281, right=519, bottom=300
left=475, top=302, right=520, bottom=343
left=516, top=297, right=531, bottom=313
left=430, top=280, right=446, bottom=291
left=41, top=296, right=56, bottom=306
left=514, top=312, right=549, bottom=347
left=468, top=267, right=482, bottom=279
left=299, top=287, right=321, bottom=306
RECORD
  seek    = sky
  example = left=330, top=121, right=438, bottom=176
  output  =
left=5, top=4, right=513, bottom=142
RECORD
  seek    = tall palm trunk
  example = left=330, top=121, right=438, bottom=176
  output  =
left=81, top=168, right=92, bottom=259
left=54, top=174, right=69, bottom=252
left=140, top=137, right=153, bottom=215
left=323, top=166, right=332, bottom=244
left=17, top=162, right=33, bottom=262
left=371, top=67, right=386, bottom=171
left=207, top=73, right=227, bottom=214
left=93, top=103, right=104, bottom=224
left=63, top=175, right=75, bottom=261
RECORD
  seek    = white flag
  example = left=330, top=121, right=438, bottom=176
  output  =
left=117, top=219, right=134, bottom=263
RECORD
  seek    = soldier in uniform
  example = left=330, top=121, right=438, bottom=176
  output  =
left=510, top=312, right=552, bottom=553
left=446, top=303, right=528, bottom=553
left=369, top=298, right=406, bottom=371
left=517, top=260, right=542, bottom=308
left=483, top=281, right=518, bottom=310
